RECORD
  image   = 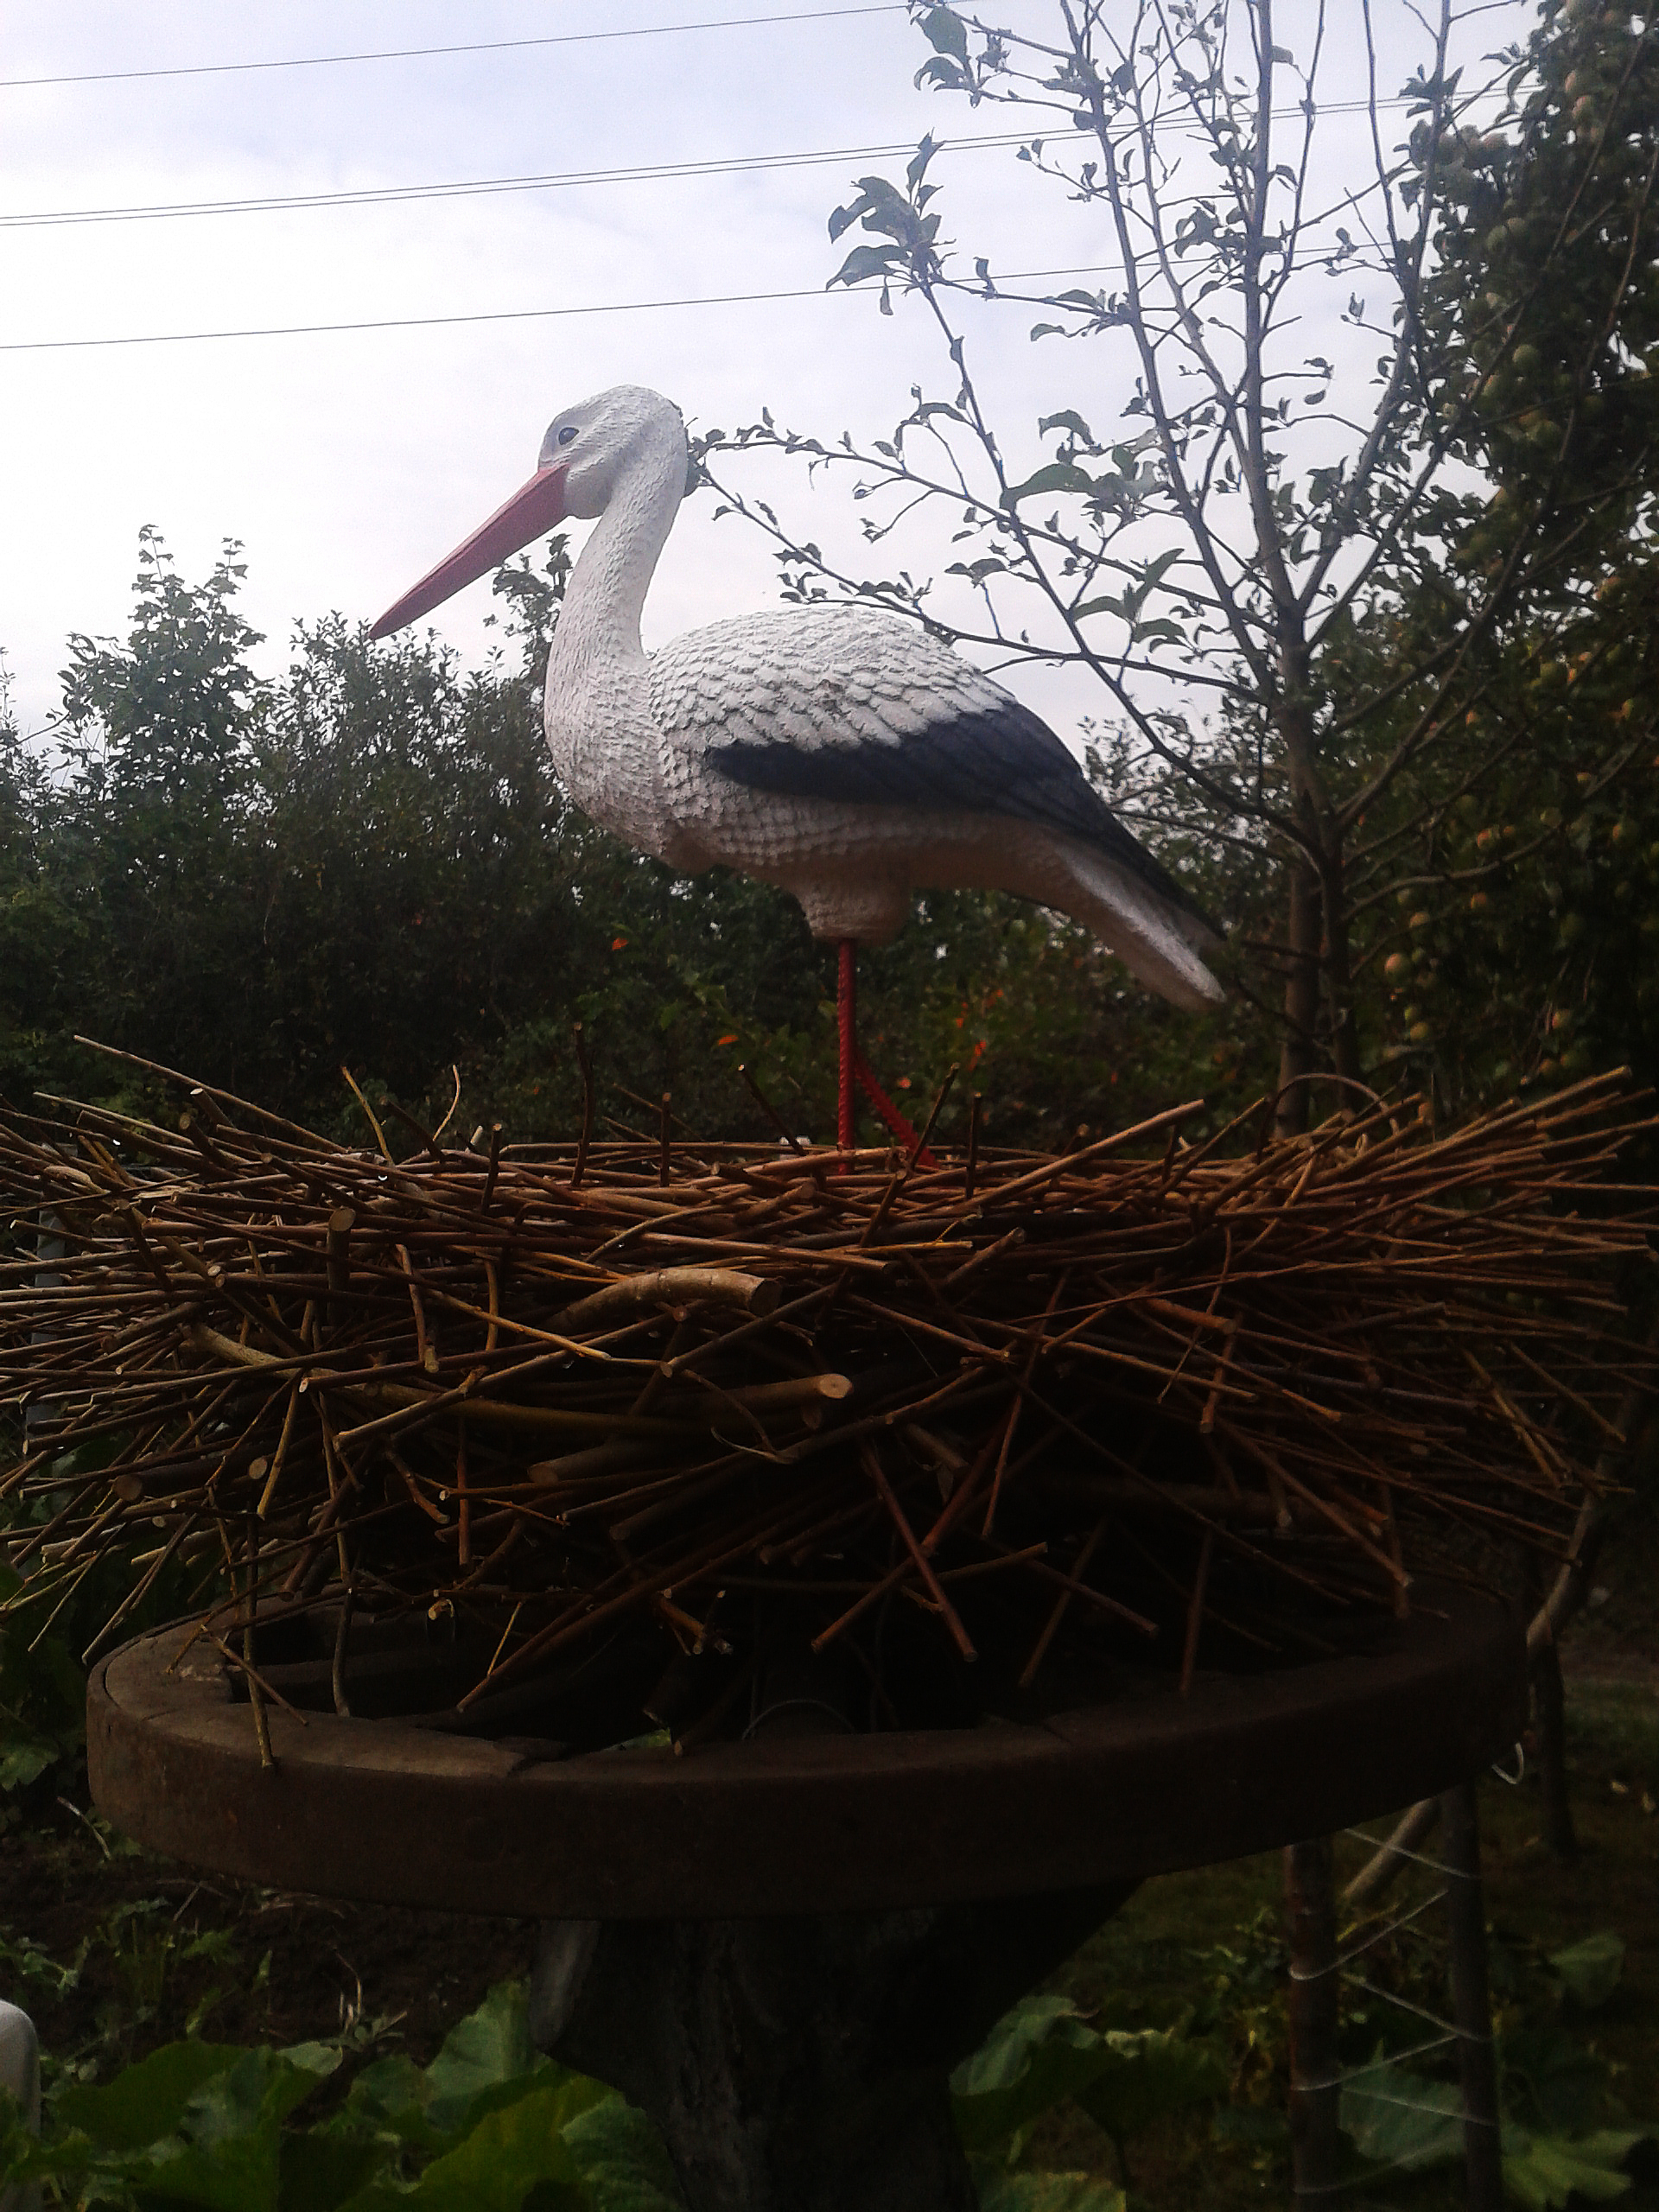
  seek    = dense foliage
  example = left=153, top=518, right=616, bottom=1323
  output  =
left=3, top=1897, right=1651, bottom=2212
left=0, top=531, right=1243, bottom=1156
left=2, top=506, right=1656, bottom=1163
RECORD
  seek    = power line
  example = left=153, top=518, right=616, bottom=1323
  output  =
left=0, top=132, right=1029, bottom=232
left=0, top=87, right=1474, bottom=232
left=0, top=265, right=1118, bottom=355
left=0, top=6, right=906, bottom=92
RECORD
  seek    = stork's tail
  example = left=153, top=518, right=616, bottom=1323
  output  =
left=1058, top=841, right=1225, bottom=1012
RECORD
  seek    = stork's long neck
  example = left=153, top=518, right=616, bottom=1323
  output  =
left=550, top=426, right=683, bottom=675
left=543, top=421, right=685, bottom=853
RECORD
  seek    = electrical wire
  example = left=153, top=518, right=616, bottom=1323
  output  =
left=0, top=264, right=1118, bottom=355
left=0, top=84, right=1484, bottom=233
left=0, top=6, right=906, bottom=92
left=0, top=132, right=1030, bottom=231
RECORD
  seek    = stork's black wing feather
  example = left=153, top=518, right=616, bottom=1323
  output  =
left=651, top=604, right=1214, bottom=934
left=710, top=698, right=1205, bottom=926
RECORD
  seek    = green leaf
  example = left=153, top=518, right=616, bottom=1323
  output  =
left=951, top=1997, right=1221, bottom=2164
left=1139, top=548, right=1183, bottom=590
left=0, top=1741, right=54, bottom=1792
left=1548, top=1932, right=1625, bottom=2010
left=279, top=2129, right=393, bottom=2212
left=0, top=2088, right=50, bottom=2184
left=953, top=1994, right=1105, bottom=2155
left=1503, top=2018, right=1613, bottom=2137
left=830, top=243, right=903, bottom=289
left=955, top=2028, right=1109, bottom=2159
left=1000, top=463, right=1096, bottom=509
left=184, top=2049, right=334, bottom=2143
left=122, top=2049, right=334, bottom=2212
left=1038, top=410, right=1096, bottom=446
left=393, top=2082, right=596, bottom=2212
left=1075, top=2031, right=1228, bottom=2145
left=56, top=2042, right=246, bottom=2151
left=335, top=2051, right=432, bottom=2142
left=973, top=2172, right=1126, bottom=2212
left=278, top=2042, right=344, bottom=2080
left=921, top=8, right=969, bottom=62
left=1503, top=2126, right=1647, bottom=2210
left=334, top=1985, right=556, bottom=2155
left=906, top=135, right=939, bottom=192
left=846, top=175, right=911, bottom=223
left=914, top=54, right=969, bottom=91
left=562, top=2094, right=687, bottom=2211
left=424, top=1981, right=537, bottom=2135
left=1340, top=2068, right=1463, bottom=2171
left=954, top=1994, right=1084, bottom=2101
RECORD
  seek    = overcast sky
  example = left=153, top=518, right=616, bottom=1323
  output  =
left=3, top=2, right=1529, bottom=747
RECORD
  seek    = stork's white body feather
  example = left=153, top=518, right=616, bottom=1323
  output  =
left=518, top=385, right=1220, bottom=1011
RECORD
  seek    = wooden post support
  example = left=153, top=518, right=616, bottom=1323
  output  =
left=1523, top=1546, right=1578, bottom=1860
left=1284, top=1836, right=1341, bottom=2203
left=1531, top=1621, right=1576, bottom=1859
left=531, top=1884, right=1134, bottom=2212
left=1441, top=1780, right=1503, bottom=2212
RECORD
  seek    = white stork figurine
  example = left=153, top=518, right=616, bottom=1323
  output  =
left=0, top=1998, right=40, bottom=2212
left=371, top=385, right=1223, bottom=1147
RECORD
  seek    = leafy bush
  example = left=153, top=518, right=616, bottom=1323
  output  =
left=1340, top=1927, right=1656, bottom=2208
left=0, top=1973, right=1243, bottom=2212
left=950, top=1989, right=1226, bottom=2201
left=0, top=1981, right=684, bottom=2212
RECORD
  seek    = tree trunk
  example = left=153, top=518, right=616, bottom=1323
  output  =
left=1318, top=841, right=1363, bottom=1103
left=1284, top=1837, right=1341, bottom=2202
left=1275, top=857, right=1322, bottom=1139
left=531, top=1885, right=1133, bottom=2212
left=1442, top=1782, right=1504, bottom=2212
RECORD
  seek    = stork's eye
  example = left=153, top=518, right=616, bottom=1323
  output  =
left=556, top=425, right=578, bottom=446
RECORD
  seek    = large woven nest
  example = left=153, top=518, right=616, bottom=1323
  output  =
left=1, top=1052, right=1653, bottom=1750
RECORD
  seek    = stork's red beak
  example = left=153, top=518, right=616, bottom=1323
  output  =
left=369, top=462, right=569, bottom=638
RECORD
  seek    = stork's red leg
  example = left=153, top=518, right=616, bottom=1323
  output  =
left=836, top=939, right=857, bottom=1157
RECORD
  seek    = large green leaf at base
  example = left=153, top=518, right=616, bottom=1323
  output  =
left=1344, top=2063, right=1650, bottom=2208
left=972, top=2171, right=1126, bottom=2212
left=952, top=1997, right=1114, bottom=2159
left=54, top=2044, right=249, bottom=2152
left=1547, top=1933, right=1626, bottom=2012
left=1076, top=2032, right=1228, bottom=2146
left=561, top=2096, right=685, bottom=2212
left=1341, top=2071, right=1464, bottom=2171
left=952, top=1993, right=1224, bottom=2164
left=1503, top=2126, right=1649, bottom=2209
left=337, top=2086, right=592, bottom=2212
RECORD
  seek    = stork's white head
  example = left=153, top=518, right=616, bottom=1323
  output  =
left=370, top=384, right=686, bottom=639
left=536, top=385, right=687, bottom=521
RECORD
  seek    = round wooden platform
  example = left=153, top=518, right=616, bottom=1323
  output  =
left=88, top=1590, right=1524, bottom=1918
